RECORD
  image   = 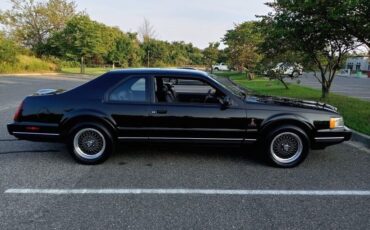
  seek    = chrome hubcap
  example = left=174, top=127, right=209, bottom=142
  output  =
left=73, top=128, right=106, bottom=159
left=271, top=132, right=303, bottom=164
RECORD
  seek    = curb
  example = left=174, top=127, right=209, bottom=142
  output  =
left=351, top=129, right=370, bottom=149
left=0, top=73, right=95, bottom=81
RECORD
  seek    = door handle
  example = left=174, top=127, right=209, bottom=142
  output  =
left=151, top=110, right=167, bottom=114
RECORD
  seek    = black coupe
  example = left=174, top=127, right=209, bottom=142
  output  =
left=7, top=69, right=351, bottom=167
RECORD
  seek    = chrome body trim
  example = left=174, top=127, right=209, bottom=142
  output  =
left=118, top=137, right=257, bottom=142
left=314, top=137, right=345, bottom=140
left=13, top=132, right=60, bottom=136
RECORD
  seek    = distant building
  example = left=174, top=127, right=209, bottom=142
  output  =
left=346, top=56, right=370, bottom=73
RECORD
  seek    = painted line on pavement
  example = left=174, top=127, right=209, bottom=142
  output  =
left=4, top=188, right=370, bottom=196
left=0, top=105, right=18, bottom=111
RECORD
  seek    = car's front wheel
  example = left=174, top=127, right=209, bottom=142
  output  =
left=264, top=126, right=309, bottom=167
left=67, top=123, right=114, bottom=164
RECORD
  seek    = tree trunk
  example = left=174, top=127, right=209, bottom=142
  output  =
left=249, top=72, right=255, bottom=80
left=279, top=78, right=289, bottom=89
left=321, top=84, right=329, bottom=98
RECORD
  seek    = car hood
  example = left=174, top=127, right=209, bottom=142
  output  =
left=245, top=95, right=338, bottom=113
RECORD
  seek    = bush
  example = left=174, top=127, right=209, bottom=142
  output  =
left=0, top=55, right=59, bottom=73
left=59, top=60, right=80, bottom=68
left=0, top=34, right=18, bottom=64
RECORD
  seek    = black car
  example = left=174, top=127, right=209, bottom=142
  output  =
left=7, top=69, right=351, bottom=167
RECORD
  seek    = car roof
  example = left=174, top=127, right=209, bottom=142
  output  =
left=108, top=68, right=209, bottom=78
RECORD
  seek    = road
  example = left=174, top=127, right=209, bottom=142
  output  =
left=287, top=73, right=370, bottom=101
left=0, top=75, right=370, bottom=229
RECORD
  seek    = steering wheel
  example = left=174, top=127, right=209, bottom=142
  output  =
left=204, top=89, right=216, bottom=103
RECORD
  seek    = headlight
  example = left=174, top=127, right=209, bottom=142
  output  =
left=329, top=117, right=344, bottom=129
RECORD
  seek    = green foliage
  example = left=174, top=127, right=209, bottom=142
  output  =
left=0, top=0, right=77, bottom=56
left=0, top=33, right=18, bottom=64
left=0, top=55, right=58, bottom=73
left=203, top=42, right=220, bottom=72
left=61, top=67, right=110, bottom=75
left=106, top=32, right=141, bottom=67
left=49, top=15, right=105, bottom=60
left=141, top=39, right=169, bottom=67
left=223, top=21, right=263, bottom=76
left=140, top=39, right=204, bottom=67
left=321, top=0, right=369, bottom=48
left=46, top=15, right=206, bottom=68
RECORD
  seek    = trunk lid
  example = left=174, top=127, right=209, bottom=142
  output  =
left=32, top=89, right=65, bottom=96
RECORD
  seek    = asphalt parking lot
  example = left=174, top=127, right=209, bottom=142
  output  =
left=0, top=75, right=370, bottom=229
left=287, top=73, right=370, bottom=101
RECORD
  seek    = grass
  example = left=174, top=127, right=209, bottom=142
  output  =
left=0, top=55, right=58, bottom=73
left=61, top=67, right=112, bottom=76
left=216, top=72, right=370, bottom=136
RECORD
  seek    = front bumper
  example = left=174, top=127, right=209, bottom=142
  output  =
left=312, top=126, right=352, bottom=148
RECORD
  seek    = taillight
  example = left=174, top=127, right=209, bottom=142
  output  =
left=14, top=101, right=24, bottom=121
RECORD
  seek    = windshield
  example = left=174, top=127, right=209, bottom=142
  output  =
left=208, top=74, right=249, bottom=99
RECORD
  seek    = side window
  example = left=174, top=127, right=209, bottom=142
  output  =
left=109, top=77, right=147, bottom=102
left=155, top=76, right=224, bottom=104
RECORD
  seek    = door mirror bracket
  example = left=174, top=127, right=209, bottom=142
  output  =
left=220, top=96, right=232, bottom=109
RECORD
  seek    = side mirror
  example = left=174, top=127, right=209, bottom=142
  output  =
left=220, top=96, right=232, bottom=108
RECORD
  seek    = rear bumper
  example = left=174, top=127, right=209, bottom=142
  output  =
left=312, top=126, right=352, bottom=149
left=7, top=122, right=61, bottom=142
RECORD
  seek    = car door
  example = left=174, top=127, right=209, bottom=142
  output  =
left=148, top=75, right=247, bottom=143
left=105, top=76, right=151, bottom=140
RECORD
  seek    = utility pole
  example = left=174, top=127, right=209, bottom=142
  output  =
left=147, top=50, right=150, bottom=67
left=80, top=56, right=85, bottom=74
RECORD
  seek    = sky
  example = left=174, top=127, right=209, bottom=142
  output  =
left=0, top=0, right=271, bottom=48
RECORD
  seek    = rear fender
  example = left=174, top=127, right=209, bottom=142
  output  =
left=60, top=109, right=117, bottom=138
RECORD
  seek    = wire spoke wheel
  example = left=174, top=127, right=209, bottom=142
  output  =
left=270, top=132, right=303, bottom=164
left=73, top=128, right=106, bottom=160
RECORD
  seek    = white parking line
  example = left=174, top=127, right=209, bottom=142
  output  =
left=4, top=188, right=370, bottom=196
left=0, top=105, right=18, bottom=111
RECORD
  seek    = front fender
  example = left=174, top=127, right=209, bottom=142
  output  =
left=259, top=113, right=314, bottom=138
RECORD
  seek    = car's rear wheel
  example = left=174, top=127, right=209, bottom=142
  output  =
left=68, top=123, right=114, bottom=164
left=264, top=126, right=309, bottom=167
left=291, top=71, right=299, bottom=78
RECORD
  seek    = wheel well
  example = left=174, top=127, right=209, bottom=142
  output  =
left=259, top=119, right=313, bottom=141
left=61, top=116, right=116, bottom=138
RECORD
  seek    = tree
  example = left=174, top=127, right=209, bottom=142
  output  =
left=223, top=21, right=263, bottom=79
left=0, top=0, right=77, bottom=56
left=138, top=18, right=156, bottom=42
left=326, top=0, right=370, bottom=48
left=46, top=15, right=143, bottom=70
left=46, top=15, right=105, bottom=73
left=106, top=30, right=142, bottom=68
left=140, top=39, right=170, bottom=67
left=203, top=42, right=220, bottom=73
left=260, top=0, right=361, bottom=98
